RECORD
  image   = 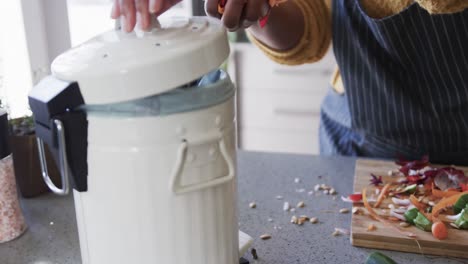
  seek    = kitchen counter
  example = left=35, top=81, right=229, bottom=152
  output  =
left=1, top=151, right=466, bottom=264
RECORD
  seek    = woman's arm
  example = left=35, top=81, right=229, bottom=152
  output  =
left=246, top=0, right=332, bottom=65
left=203, top=0, right=306, bottom=51
left=247, top=2, right=305, bottom=51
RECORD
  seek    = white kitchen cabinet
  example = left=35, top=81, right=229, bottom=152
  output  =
left=230, top=43, right=336, bottom=155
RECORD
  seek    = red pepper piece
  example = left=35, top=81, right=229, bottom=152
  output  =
left=218, top=0, right=227, bottom=14
left=461, top=183, right=468, bottom=192
left=349, top=193, right=363, bottom=202
left=259, top=10, right=271, bottom=28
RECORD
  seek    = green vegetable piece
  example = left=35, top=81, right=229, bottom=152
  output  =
left=403, top=184, right=417, bottom=194
left=455, top=209, right=468, bottom=230
left=414, top=212, right=432, bottom=232
left=365, top=252, right=397, bottom=264
left=404, top=208, right=419, bottom=224
left=454, top=194, right=468, bottom=214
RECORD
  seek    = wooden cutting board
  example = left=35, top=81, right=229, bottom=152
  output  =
left=351, top=159, right=468, bottom=259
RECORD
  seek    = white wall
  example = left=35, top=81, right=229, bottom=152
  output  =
left=67, top=0, right=114, bottom=46
left=22, top=0, right=72, bottom=83
left=0, top=0, right=71, bottom=117
left=43, top=0, right=72, bottom=62
left=0, top=0, right=34, bottom=117
left=21, top=0, right=50, bottom=85
left=0, top=47, right=4, bottom=106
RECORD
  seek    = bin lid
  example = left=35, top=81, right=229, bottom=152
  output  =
left=51, top=16, right=229, bottom=105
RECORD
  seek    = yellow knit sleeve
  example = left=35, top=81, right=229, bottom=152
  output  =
left=415, top=0, right=468, bottom=14
left=248, top=0, right=332, bottom=66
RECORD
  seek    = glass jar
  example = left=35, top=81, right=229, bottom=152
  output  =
left=0, top=155, right=27, bottom=243
left=0, top=108, right=27, bottom=243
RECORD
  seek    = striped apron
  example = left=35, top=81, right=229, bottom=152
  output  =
left=320, top=0, right=468, bottom=165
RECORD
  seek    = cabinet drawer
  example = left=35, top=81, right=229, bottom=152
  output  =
left=233, top=44, right=336, bottom=93
left=238, top=90, right=325, bottom=132
left=231, top=43, right=332, bottom=155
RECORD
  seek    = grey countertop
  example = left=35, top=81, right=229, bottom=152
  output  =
left=1, top=151, right=467, bottom=264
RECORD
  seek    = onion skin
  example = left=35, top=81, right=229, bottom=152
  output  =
left=392, top=197, right=411, bottom=206
left=390, top=210, right=407, bottom=221
left=438, top=212, right=462, bottom=223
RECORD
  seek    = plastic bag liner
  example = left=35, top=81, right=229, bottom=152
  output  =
left=78, top=70, right=234, bottom=117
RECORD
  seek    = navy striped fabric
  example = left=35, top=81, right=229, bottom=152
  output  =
left=320, top=0, right=468, bottom=165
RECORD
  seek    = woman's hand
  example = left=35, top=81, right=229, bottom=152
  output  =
left=111, top=0, right=268, bottom=32
left=111, top=0, right=181, bottom=32
left=205, top=0, right=269, bottom=31
left=110, top=0, right=304, bottom=51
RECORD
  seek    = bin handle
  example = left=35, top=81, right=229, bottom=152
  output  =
left=37, top=119, right=70, bottom=196
left=170, top=131, right=234, bottom=195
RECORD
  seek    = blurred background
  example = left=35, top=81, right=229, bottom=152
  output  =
left=0, top=0, right=335, bottom=155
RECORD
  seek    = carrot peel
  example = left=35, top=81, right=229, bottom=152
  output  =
left=362, top=187, right=417, bottom=238
left=431, top=183, right=461, bottom=198
left=432, top=191, right=468, bottom=218
left=374, top=183, right=392, bottom=208
left=409, top=195, right=425, bottom=212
